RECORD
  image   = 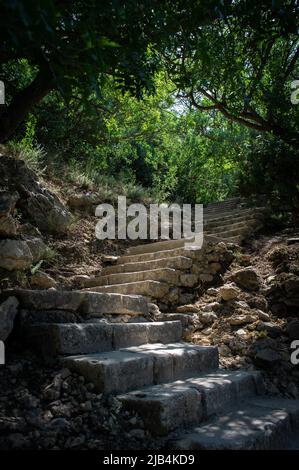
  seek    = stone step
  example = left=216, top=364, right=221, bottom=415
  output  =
left=206, top=226, right=249, bottom=239
left=83, top=280, right=170, bottom=299
left=118, top=370, right=264, bottom=436
left=204, top=215, right=257, bottom=229
left=127, top=238, right=195, bottom=256
left=25, top=321, right=182, bottom=356
left=116, top=247, right=200, bottom=265
left=7, top=289, right=149, bottom=316
left=102, top=256, right=193, bottom=275
left=206, top=220, right=255, bottom=234
left=204, top=207, right=265, bottom=224
left=170, top=397, right=299, bottom=450
left=84, top=268, right=180, bottom=288
left=63, top=342, right=219, bottom=394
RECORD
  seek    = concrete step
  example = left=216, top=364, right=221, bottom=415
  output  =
left=63, top=342, right=219, bottom=394
left=7, top=289, right=149, bottom=316
left=83, top=280, right=170, bottom=299
left=118, top=370, right=264, bottom=435
left=102, top=256, right=193, bottom=275
left=85, top=268, right=180, bottom=288
left=25, top=321, right=182, bottom=356
left=170, top=397, right=299, bottom=450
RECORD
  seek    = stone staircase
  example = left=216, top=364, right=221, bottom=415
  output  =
left=17, top=311, right=299, bottom=449
left=8, top=199, right=299, bottom=449
left=79, top=202, right=266, bottom=307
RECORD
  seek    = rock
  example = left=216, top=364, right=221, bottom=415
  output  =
left=229, top=314, right=256, bottom=326
left=0, top=239, right=33, bottom=270
left=285, top=320, right=299, bottom=340
left=208, top=262, right=222, bottom=274
left=235, top=328, right=249, bottom=339
left=25, top=237, right=49, bottom=263
left=0, top=191, right=19, bottom=236
left=219, top=283, right=240, bottom=301
left=256, top=310, right=271, bottom=321
left=247, top=296, right=268, bottom=312
left=180, top=273, right=198, bottom=287
left=30, top=272, right=57, bottom=289
left=231, top=267, right=261, bottom=291
left=218, top=344, right=231, bottom=356
left=0, top=296, right=19, bottom=341
left=199, top=311, right=218, bottom=325
left=201, top=302, right=221, bottom=312
left=27, top=193, right=72, bottom=234
left=69, top=275, right=92, bottom=288
left=177, top=305, right=200, bottom=313
left=19, top=223, right=41, bottom=237
left=0, top=157, right=72, bottom=234
left=68, top=193, right=100, bottom=210
left=238, top=253, right=251, bottom=266
left=206, top=288, right=218, bottom=297
left=256, top=322, right=282, bottom=338
left=0, top=191, right=19, bottom=217
left=253, top=348, right=281, bottom=368
left=0, top=215, right=17, bottom=237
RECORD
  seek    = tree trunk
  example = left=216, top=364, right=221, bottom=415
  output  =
left=0, top=72, right=54, bottom=143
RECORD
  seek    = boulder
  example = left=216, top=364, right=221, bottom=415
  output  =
left=0, top=215, right=17, bottom=237
left=0, top=191, right=19, bottom=217
left=231, top=267, right=261, bottom=291
left=0, top=296, right=19, bottom=341
left=219, top=283, right=240, bottom=301
left=27, top=193, right=72, bottom=234
left=25, top=237, right=49, bottom=263
left=0, top=157, right=72, bottom=234
left=68, top=193, right=101, bottom=210
left=0, top=239, right=33, bottom=270
left=0, top=191, right=19, bottom=237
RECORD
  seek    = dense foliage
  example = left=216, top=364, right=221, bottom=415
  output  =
left=0, top=1, right=298, bottom=213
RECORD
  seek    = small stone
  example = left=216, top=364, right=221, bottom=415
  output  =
left=229, top=314, right=256, bottom=326
left=199, top=312, right=218, bottom=325
left=219, top=283, right=240, bottom=301
left=232, top=267, right=261, bottom=291
left=177, top=305, right=200, bottom=313
left=256, top=310, right=270, bottom=321
left=206, top=288, right=218, bottom=297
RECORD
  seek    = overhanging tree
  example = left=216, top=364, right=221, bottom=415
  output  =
left=0, top=0, right=222, bottom=142
left=169, top=0, right=299, bottom=148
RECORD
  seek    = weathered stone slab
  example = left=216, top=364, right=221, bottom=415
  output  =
left=8, top=289, right=149, bottom=316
